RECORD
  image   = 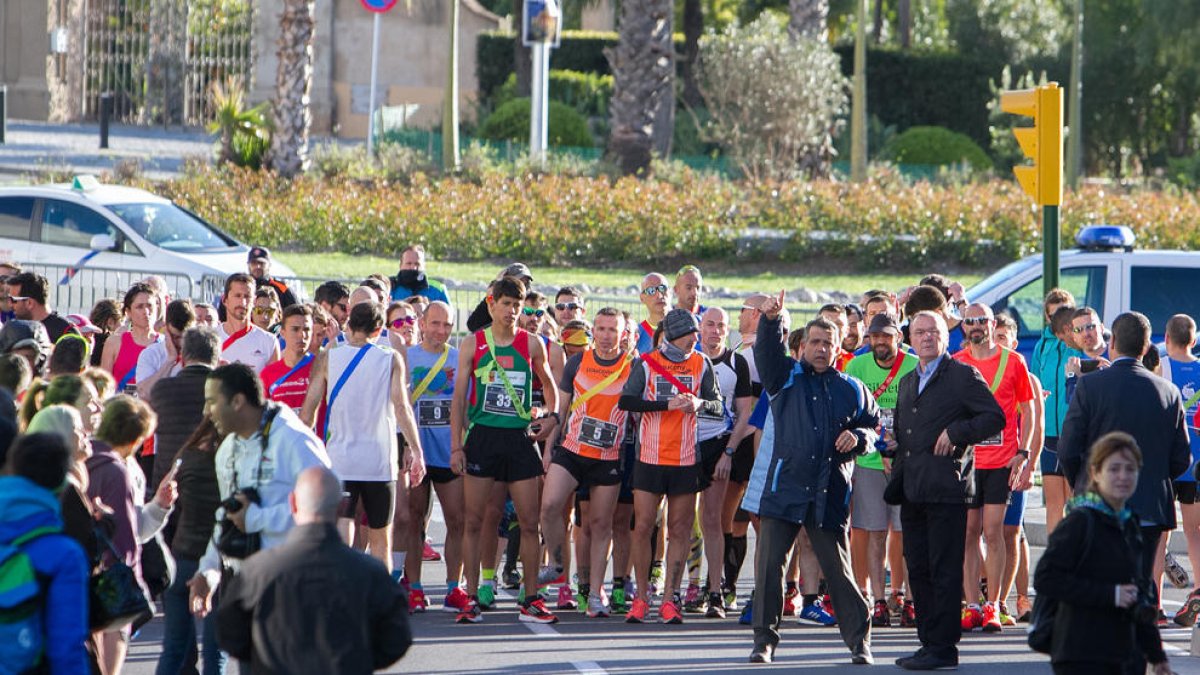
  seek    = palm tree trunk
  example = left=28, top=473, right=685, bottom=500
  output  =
left=606, top=0, right=674, bottom=175
left=266, top=0, right=316, bottom=178
left=897, top=0, right=910, bottom=49
left=680, top=0, right=704, bottom=108
left=514, top=0, right=532, bottom=97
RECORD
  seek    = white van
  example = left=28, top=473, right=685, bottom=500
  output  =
left=0, top=177, right=299, bottom=313
left=967, top=225, right=1200, bottom=359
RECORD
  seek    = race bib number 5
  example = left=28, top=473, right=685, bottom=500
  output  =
left=580, top=417, right=619, bottom=448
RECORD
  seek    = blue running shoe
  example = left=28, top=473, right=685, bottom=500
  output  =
left=739, top=597, right=754, bottom=625
left=798, top=599, right=837, bottom=626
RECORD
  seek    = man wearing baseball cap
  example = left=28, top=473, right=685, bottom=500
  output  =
left=618, top=308, right=723, bottom=625
left=247, top=246, right=298, bottom=310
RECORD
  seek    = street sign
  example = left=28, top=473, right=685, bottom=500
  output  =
left=360, top=0, right=398, bottom=12
left=522, top=0, right=561, bottom=47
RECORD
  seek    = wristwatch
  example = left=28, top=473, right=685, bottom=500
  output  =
left=724, top=446, right=736, bottom=457
left=1015, top=449, right=1030, bottom=459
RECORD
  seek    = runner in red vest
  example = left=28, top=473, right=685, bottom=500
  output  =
left=217, top=273, right=279, bottom=374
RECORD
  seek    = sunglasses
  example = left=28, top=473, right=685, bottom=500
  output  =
left=390, top=316, right=416, bottom=329
left=522, top=307, right=545, bottom=318
left=961, top=317, right=990, bottom=326
left=8, top=295, right=30, bottom=302
left=641, top=284, right=668, bottom=297
left=252, top=307, right=277, bottom=316
left=556, top=302, right=583, bottom=312
left=1072, top=322, right=1098, bottom=334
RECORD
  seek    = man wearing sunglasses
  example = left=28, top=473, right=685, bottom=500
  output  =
left=636, top=273, right=671, bottom=355
left=6, top=272, right=73, bottom=342
left=554, top=287, right=587, bottom=326
left=951, top=303, right=1035, bottom=633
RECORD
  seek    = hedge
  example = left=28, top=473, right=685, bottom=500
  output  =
left=881, top=126, right=993, bottom=170
left=478, top=32, right=1061, bottom=151
left=139, top=167, right=1200, bottom=270
left=478, top=98, right=595, bottom=147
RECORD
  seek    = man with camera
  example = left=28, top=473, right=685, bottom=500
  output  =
left=187, top=363, right=332, bottom=620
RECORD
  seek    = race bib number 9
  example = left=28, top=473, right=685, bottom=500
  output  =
left=580, top=417, right=619, bottom=448
left=654, top=375, right=694, bottom=402
left=417, top=400, right=451, bottom=426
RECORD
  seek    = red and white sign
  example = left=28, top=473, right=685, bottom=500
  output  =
left=360, top=0, right=398, bottom=12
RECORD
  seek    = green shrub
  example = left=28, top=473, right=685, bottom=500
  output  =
left=478, top=98, right=595, bottom=147
left=881, top=126, right=993, bottom=171
left=494, top=70, right=613, bottom=118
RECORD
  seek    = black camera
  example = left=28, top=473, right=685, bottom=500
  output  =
left=216, top=487, right=262, bottom=560
left=1129, top=594, right=1158, bottom=625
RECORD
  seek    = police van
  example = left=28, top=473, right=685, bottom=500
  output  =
left=967, top=225, right=1200, bottom=359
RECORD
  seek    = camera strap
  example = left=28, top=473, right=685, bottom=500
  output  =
left=230, top=403, right=282, bottom=494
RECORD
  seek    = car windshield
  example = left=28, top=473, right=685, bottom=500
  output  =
left=966, top=256, right=1039, bottom=301
left=105, top=202, right=234, bottom=251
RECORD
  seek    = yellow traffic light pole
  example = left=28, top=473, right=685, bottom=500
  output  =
left=1001, top=83, right=1064, bottom=295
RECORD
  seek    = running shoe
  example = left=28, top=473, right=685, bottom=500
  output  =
left=557, top=585, right=578, bottom=610
left=1174, top=594, right=1200, bottom=627
left=409, top=588, right=428, bottom=613
left=477, top=583, right=496, bottom=610
left=706, top=592, right=726, bottom=619
left=1016, top=596, right=1033, bottom=623
left=661, top=599, right=684, bottom=624
left=587, top=593, right=610, bottom=618
left=871, top=598, right=890, bottom=627
left=422, top=539, right=442, bottom=562
left=538, top=565, right=566, bottom=587
left=900, top=600, right=917, bottom=628
left=649, top=563, right=664, bottom=596
left=501, top=568, right=521, bottom=589
left=1158, top=610, right=1172, bottom=629
left=961, top=604, right=983, bottom=631
left=1166, top=551, right=1191, bottom=589
left=455, top=599, right=482, bottom=624
left=783, top=586, right=798, bottom=616
left=998, top=601, right=1016, bottom=627
left=821, top=594, right=836, bottom=619
left=626, top=597, right=650, bottom=623
left=739, top=596, right=754, bottom=625
left=683, top=583, right=705, bottom=613
left=391, top=569, right=404, bottom=585
left=798, top=599, right=837, bottom=626
left=888, top=591, right=905, bottom=616
left=981, top=602, right=1002, bottom=633
left=443, top=587, right=470, bottom=613
left=519, top=598, right=559, bottom=624
left=610, top=587, right=629, bottom=614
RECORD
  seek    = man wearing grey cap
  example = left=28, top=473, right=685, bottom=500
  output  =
left=618, top=308, right=724, bottom=625
left=466, top=263, right=534, bottom=332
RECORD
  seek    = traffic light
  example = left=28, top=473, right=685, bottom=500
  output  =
left=1000, top=83, right=1063, bottom=207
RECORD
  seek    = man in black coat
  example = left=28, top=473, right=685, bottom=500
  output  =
left=888, top=311, right=1005, bottom=671
left=1058, top=311, right=1191, bottom=673
left=216, top=466, right=411, bottom=674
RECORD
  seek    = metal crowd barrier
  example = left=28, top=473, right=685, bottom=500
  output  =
left=21, top=263, right=196, bottom=317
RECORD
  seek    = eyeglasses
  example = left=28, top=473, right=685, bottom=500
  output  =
left=641, top=284, right=668, bottom=297
left=522, top=307, right=545, bottom=318
left=961, top=317, right=990, bottom=326
left=1072, top=322, right=1098, bottom=334
left=912, top=329, right=942, bottom=338
left=556, top=302, right=583, bottom=312
left=390, top=316, right=416, bottom=329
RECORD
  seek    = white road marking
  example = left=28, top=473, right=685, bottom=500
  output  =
left=572, top=661, right=607, bottom=674
left=523, top=621, right=561, bottom=636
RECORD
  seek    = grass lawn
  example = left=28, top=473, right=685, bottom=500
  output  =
left=275, top=251, right=990, bottom=297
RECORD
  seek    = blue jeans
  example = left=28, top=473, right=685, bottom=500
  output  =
left=157, top=557, right=226, bottom=675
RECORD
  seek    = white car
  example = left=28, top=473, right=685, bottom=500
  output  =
left=967, top=225, right=1200, bottom=359
left=0, top=176, right=299, bottom=313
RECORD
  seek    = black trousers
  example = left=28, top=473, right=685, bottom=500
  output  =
left=900, top=501, right=967, bottom=661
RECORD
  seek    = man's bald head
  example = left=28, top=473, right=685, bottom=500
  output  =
left=349, top=285, right=380, bottom=307
left=290, top=466, right=343, bottom=524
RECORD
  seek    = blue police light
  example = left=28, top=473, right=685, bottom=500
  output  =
left=1075, top=225, right=1135, bottom=252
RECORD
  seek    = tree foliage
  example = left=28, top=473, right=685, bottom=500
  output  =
left=696, top=14, right=849, bottom=181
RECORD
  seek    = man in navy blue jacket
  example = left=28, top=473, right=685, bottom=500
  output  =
left=742, top=291, right=880, bottom=665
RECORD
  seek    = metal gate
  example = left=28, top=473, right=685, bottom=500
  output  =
left=81, top=0, right=256, bottom=126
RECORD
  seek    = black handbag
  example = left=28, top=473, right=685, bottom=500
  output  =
left=89, top=527, right=152, bottom=632
left=882, top=461, right=905, bottom=506
left=1028, top=508, right=1094, bottom=654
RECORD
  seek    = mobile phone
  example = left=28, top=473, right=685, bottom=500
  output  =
left=163, top=458, right=183, bottom=482
left=1079, top=359, right=1101, bottom=374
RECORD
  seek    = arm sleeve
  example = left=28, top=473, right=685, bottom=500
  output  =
left=944, top=366, right=1006, bottom=450
left=1032, top=511, right=1114, bottom=608
left=214, top=571, right=254, bottom=662
left=42, top=541, right=90, bottom=675
left=137, top=500, right=171, bottom=542
left=697, top=358, right=725, bottom=418
left=88, top=463, right=140, bottom=569
left=465, top=299, right=491, bottom=333
left=748, top=392, right=770, bottom=430
left=753, top=316, right=793, bottom=395
left=619, top=361, right=669, bottom=413
left=370, top=568, right=414, bottom=668
left=559, top=353, right=583, bottom=393
left=847, top=379, right=881, bottom=457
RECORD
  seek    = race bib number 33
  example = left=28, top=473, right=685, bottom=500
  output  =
left=483, top=370, right=527, bottom=415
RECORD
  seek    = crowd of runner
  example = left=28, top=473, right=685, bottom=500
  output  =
left=0, top=242, right=1195, bottom=673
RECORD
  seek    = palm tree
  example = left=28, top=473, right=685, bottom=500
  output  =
left=788, top=0, right=829, bottom=40
left=265, top=0, right=317, bottom=178
left=606, top=0, right=675, bottom=175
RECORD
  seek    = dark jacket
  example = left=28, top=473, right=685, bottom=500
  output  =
left=1058, top=358, right=1192, bottom=528
left=216, top=522, right=411, bottom=675
left=170, top=444, right=221, bottom=561
left=1033, top=495, right=1166, bottom=666
left=149, top=364, right=211, bottom=490
left=740, top=316, right=880, bottom=530
left=892, top=353, right=1005, bottom=504
left=0, top=476, right=90, bottom=674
